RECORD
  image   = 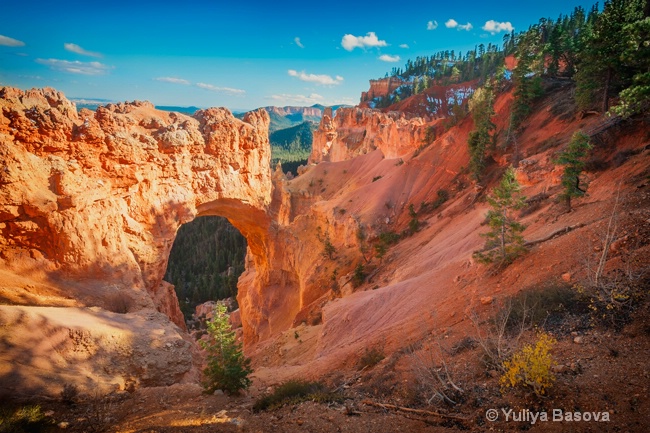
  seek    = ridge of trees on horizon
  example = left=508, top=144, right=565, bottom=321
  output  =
left=383, top=0, right=649, bottom=118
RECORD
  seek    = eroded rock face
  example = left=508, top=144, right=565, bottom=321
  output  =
left=310, top=107, right=427, bottom=163
left=0, top=86, right=272, bottom=393
left=360, top=77, right=411, bottom=102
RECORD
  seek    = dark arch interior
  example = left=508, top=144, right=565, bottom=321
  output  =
left=164, top=216, right=247, bottom=322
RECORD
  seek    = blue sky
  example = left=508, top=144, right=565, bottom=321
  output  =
left=0, top=0, right=597, bottom=111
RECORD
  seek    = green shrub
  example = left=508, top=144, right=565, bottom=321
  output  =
left=253, top=380, right=341, bottom=412
left=419, top=189, right=450, bottom=214
left=556, top=131, right=592, bottom=210
left=378, top=231, right=400, bottom=245
left=317, top=228, right=336, bottom=260
left=0, top=405, right=52, bottom=433
left=200, top=304, right=252, bottom=394
left=352, top=264, right=366, bottom=288
left=423, top=125, right=436, bottom=144
left=374, top=230, right=400, bottom=261
left=406, top=204, right=421, bottom=235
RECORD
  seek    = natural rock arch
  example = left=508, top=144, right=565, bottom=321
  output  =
left=0, top=87, right=276, bottom=394
left=0, top=87, right=273, bottom=325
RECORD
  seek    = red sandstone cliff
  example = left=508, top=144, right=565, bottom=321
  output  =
left=360, top=77, right=411, bottom=102
left=244, top=81, right=650, bottom=384
left=0, top=86, right=273, bottom=395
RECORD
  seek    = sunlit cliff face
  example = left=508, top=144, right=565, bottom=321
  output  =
left=0, top=87, right=273, bottom=329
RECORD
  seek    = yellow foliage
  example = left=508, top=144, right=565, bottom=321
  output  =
left=500, top=332, right=556, bottom=396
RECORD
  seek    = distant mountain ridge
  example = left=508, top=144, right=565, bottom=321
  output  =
left=261, top=104, right=349, bottom=133
left=264, top=105, right=323, bottom=118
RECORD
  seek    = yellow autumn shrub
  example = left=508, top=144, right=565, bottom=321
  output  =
left=500, top=332, right=556, bottom=396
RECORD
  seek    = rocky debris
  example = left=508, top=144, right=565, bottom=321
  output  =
left=195, top=301, right=218, bottom=321
left=480, top=296, right=494, bottom=305
left=514, top=156, right=561, bottom=187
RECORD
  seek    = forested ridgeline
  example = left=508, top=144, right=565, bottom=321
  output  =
left=378, top=0, right=649, bottom=119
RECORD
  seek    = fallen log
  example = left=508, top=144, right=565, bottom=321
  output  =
left=524, top=223, right=586, bottom=247
left=361, top=400, right=469, bottom=422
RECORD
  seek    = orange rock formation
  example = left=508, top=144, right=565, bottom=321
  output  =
left=310, top=107, right=428, bottom=163
left=0, top=86, right=272, bottom=394
left=2, top=81, right=649, bottom=397
left=360, top=77, right=411, bottom=102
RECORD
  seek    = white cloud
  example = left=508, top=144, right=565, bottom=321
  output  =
left=341, top=32, right=387, bottom=51
left=0, top=34, right=25, bottom=47
left=35, top=58, right=111, bottom=75
left=294, top=37, right=304, bottom=48
left=482, top=20, right=514, bottom=34
left=155, top=77, right=190, bottom=85
left=445, top=19, right=458, bottom=28
left=399, top=44, right=409, bottom=49
left=196, top=82, right=245, bottom=95
left=427, top=20, right=438, bottom=30
left=64, top=43, right=102, bottom=58
left=288, top=69, right=343, bottom=86
left=268, top=93, right=324, bottom=105
left=379, top=54, right=400, bottom=63
left=445, top=19, right=472, bottom=31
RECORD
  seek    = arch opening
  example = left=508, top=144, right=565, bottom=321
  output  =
left=164, top=216, right=247, bottom=323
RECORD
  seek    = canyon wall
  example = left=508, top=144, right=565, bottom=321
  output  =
left=0, top=86, right=273, bottom=394
left=360, top=77, right=410, bottom=102
left=310, top=107, right=428, bottom=163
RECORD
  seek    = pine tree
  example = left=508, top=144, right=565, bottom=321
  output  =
left=467, top=81, right=496, bottom=181
left=556, top=131, right=592, bottom=210
left=200, top=304, right=252, bottom=394
left=610, top=16, right=650, bottom=117
left=576, top=0, right=646, bottom=112
left=511, top=28, right=544, bottom=130
left=474, top=167, right=527, bottom=265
